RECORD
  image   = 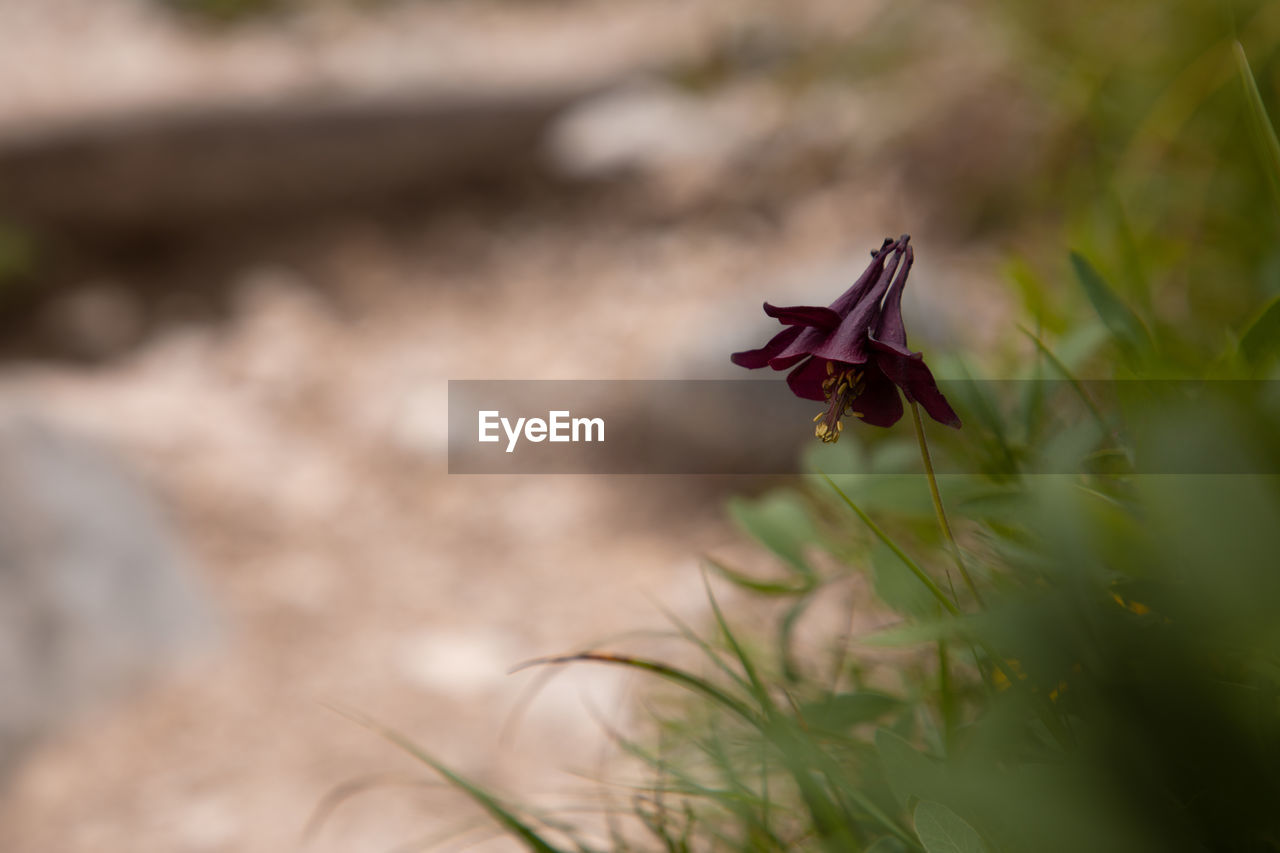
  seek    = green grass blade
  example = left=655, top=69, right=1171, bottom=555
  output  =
left=764, top=729, right=865, bottom=853
left=778, top=592, right=818, bottom=684
left=332, top=707, right=573, bottom=853
left=581, top=707, right=741, bottom=810
left=1239, top=292, right=1280, bottom=364
left=1234, top=40, right=1280, bottom=217
left=698, top=727, right=791, bottom=850
left=701, top=570, right=775, bottom=713
left=937, top=640, right=956, bottom=754
left=705, top=555, right=816, bottom=597
left=671, top=575, right=920, bottom=850
left=302, top=772, right=441, bottom=846
left=654, top=597, right=754, bottom=694
left=512, top=652, right=760, bottom=725
left=1069, top=252, right=1154, bottom=361
left=1016, top=324, right=1114, bottom=437
left=693, top=590, right=867, bottom=850
left=779, top=722, right=922, bottom=850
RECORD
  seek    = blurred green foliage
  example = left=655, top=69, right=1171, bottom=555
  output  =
left=341, top=3, right=1280, bottom=851
left=977, top=0, right=1280, bottom=354
left=602, top=10, right=1280, bottom=846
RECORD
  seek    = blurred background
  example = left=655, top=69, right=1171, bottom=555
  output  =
left=0, top=0, right=1275, bottom=850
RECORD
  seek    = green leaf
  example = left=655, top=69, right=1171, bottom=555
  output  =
left=866, top=839, right=912, bottom=853
left=860, top=617, right=962, bottom=648
left=801, top=691, right=903, bottom=732
left=728, top=492, right=819, bottom=577
left=1234, top=40, right=1280, bottom=217
left=1239, top=292, right=1280, bottom=364
left=913, top=801, right=991, bottom=853
left=1069, top=252, right=1153, bottom=361
left=820, top=474, right=960, bottom=616
left=875, top=728, right=941, bottom=809
left=872, top=544, right=942, bottom=619
left=1005, top=256, right=1056, bottom=333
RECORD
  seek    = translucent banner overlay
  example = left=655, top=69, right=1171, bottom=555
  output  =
left=447, top=380, right=1280, bottom=475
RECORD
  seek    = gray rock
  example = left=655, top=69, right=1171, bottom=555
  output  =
left=0, top=84, right=607, bottom=232
left=0, top=411, right=215, bottom=776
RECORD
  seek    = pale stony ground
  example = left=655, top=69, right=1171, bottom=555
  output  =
left=0, top=196, right=1008, bottom=853
left=0, top=1, right=1014, bottom=851
left=0, top=0, right=889, bottom=131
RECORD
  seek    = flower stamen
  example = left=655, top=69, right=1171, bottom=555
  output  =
left=815, top=365, right=865, bottom=443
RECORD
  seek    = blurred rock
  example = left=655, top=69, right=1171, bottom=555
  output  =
left=397, top=627, right=523, bottom=698
left=0, top=85, right=602, bottom=234
left=0, top=411, right=215, bottom=778
left=545, top=80, right=758, bottom=179
left=39, top=283, right=144, bottom=361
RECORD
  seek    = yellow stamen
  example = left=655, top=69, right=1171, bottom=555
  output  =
left=812, top=365, right=866, bottom=443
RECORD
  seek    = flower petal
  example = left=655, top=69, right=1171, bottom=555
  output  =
left=825, top=239, right=895, bottom=316
left=872, top=244, right=913, bottom=348
left=869, top=336, right=961, bottom=428
left=851, top=369, right=904, bottom=428
left=769, top=324, right=834, bottom=369
left=763, top=303, right=843, bottom=330
left=785, top=357, right=830, bottom=402
left=809, top=243, right=905, bottom=365
left=731, top=325, right=803, bottom=369
left=759, top=239, right=905, bottom=371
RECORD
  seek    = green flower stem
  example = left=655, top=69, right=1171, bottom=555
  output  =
left=910, top=401, right=983, bottom=607
left=938, top=638, right=956, bottom=752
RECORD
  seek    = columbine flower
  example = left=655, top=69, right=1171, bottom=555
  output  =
left=731, top=234, right=960, bottom=441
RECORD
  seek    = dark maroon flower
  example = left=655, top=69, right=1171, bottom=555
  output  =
left=731, top=235, right=960, bottom=441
